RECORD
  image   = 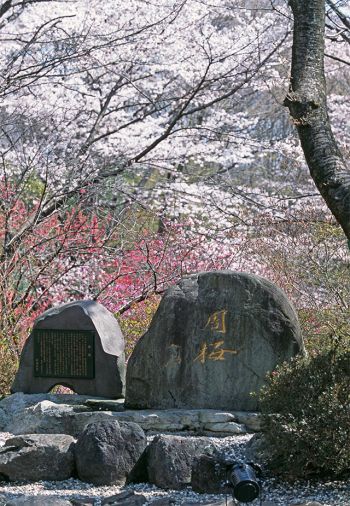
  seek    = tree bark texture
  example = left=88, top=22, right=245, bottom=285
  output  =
left=284, top=0, right=350, bottom=240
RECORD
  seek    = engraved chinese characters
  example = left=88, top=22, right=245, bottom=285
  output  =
left=193, top=310, right=239, bottom=364
left=33, top=329, right=95, bottom=379
left=12, top=300, right=126, bottom=398
left=125, top=271, right=305, bottom=410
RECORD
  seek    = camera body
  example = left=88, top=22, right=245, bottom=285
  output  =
left=223, top=459, right=262, bottom=503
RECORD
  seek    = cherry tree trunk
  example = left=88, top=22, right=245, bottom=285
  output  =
left=284, top=0, right=350, bottom=241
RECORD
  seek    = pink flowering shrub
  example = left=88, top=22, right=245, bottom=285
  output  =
left=0, top=180, right=234, bottom=365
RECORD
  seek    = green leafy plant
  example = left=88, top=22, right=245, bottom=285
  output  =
left=259, top=339, right=350, bottom=479
left=118, top=295, right=160, bottom=357
left=0, top=342, right=18, bottom=395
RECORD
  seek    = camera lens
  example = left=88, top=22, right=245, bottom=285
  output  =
left=233, top=480, right=260, bottom=502
left=230, top=463, right=260, bottom=503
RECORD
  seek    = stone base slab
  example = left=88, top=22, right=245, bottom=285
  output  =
left=0, top=393, right=261, bottom=436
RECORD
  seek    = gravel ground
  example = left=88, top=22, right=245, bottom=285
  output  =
left=0, top=433, right=349, bottom=505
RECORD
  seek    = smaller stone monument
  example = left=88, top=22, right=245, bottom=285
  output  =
left=12, top=300, right=125, bottom=398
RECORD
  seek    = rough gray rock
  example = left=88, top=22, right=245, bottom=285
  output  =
left=101, top=491, right=147, bottom=505
left=245, top=433, right=269, bottom=464
left=0, top=434, right=75, bottom=481
left=203, top=422, right=246, bottom=434
left=0, top=393, right=120, bottom=434
left=70, top=500, right=96, bottom=506
left=292, top=503, right=329, bottom=506
left=0, top=410, right=8, bottom=433
left=147, top=434, right=215, bottom=489
left=149, top=499, right=176, bottom=506
left=5, top=498, right=73, bottom=505
left=126, top=446, right=150, bottom=484
left=232, top=411, right=261, bottom=432
left=9, top=400, right=116, bottom=437
left=126, top=271, right=304, bottom=410
left=0, top=392, right=107, bottom=418
left=191, top=454, right=232, bottom=494
left=12, top=300, right=126, bottom=398
left=75, top=420, right=147, bottom=485
left=182, top=500, right=235, bottom=506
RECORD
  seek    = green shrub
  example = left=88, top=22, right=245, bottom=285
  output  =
left=259, top=342, right=350, bottom=479
left=299, top=307, right=350, bottom=355
left=118, top=295, right=160, bottom=357
left=0, top=344, right=18, bottom=396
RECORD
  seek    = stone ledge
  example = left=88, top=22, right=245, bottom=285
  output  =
left=0, top=394, right=261, bottom=435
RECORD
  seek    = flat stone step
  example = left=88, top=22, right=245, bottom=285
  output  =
left=82, top=402, right=261, bottom=432
left=0, top=394, right=261, bottom=435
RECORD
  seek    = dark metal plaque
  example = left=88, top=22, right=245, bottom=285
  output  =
left=33, top=329, right=95, bottom=379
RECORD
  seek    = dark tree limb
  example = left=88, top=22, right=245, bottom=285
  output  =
left=284, top=0, right=350, bottom=240
left=326, top=0, right=350, bottom=32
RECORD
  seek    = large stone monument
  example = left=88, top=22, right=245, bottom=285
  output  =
left=12, top=300, right=125, bottom=398
left=125, top=271, right=304, bottom=410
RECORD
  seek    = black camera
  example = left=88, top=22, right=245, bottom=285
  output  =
left=223, top=458, right=262, bottom=503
